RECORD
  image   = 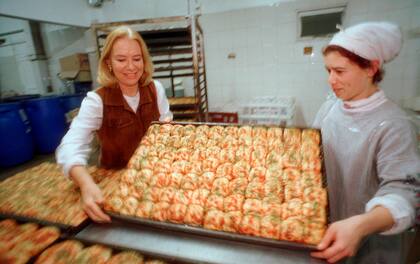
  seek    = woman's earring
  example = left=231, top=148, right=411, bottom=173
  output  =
left=108, top=64, right=112, bottom=73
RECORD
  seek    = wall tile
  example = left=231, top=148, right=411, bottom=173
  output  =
left=277, top=44, right=295, bottom=63
left=232, top=28, right=248, bottom=49
left=381, top=78, right=405, bottom=104
left=246, top=46, right=264, bottom=66
left=346, top=0, right=369, bottom=15
left=262, top=44, right=279, bottom=66
left=277, top=22, right=296, bottom=44
left=261, top=25, right=278, bottom=48
left=411, top=6, right=420, bottom=27
left=246, top=26, right=262, bottom=48
left=368, top=0, right=413, bottom=13
left=402, top=78, right=418, bottom=99
left=202, top=0, right=420, bottom=126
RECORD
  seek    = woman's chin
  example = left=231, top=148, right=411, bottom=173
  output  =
left=119, top=80, right=140, bottom=87
left=334, top=91, right=347, bottom=100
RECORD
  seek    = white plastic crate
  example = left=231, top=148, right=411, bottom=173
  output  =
left=240, top=96, right=295, bottom=119
left=239, top=96, right=295, bottom=126
left=239, top=115, right=293, bottom=126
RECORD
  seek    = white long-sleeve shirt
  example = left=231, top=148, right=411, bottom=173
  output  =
left=313, top=90, right=419, bottom=235
left=56, top=80, right=172, bottom=176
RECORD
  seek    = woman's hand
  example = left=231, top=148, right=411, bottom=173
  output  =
left=80, top=181, right=111, bottom=223
left=311, top=215, right=364, bottom=263
left=311, top=206, right=394, bottom=263
left=69, top=165, right=111, bottom=223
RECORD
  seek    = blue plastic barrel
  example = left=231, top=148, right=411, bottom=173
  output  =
left=2, top=94, right=40, bottom=103
left=74, top=81, right=92, bottom=94
left=23, top=96, right=66, bottom=154
left=1, top=94, right=41, bottom=127
left=0, top=102, right=34, bottom=167
left=60, top=94, right=85, bottom=113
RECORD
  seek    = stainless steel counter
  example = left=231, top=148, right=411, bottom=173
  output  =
left=76, top=220, right=325, bottom=264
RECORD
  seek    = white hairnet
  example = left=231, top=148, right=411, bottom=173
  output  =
left=329, top=22, right=402, bottom=65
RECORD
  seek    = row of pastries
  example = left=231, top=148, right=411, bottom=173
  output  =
left=105, top=123, right=328, bottom=245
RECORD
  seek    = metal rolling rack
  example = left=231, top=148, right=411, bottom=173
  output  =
left=91, top=16, right=209, bottom=122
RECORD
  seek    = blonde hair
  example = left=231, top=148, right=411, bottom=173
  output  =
left=97, top=25, right=154, bottom=87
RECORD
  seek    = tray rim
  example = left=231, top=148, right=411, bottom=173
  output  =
left=151, top=120, right=323, bottom=130
left=106, top=211, right=318, bottom=251
left=0, top=215, right=69, bottom=264
left=0, top=212, right=90, bottom=235
left=75, top=231, right=193, bottom=264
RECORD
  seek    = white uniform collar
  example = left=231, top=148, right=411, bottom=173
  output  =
left=341, top=90, right=387, bottom=113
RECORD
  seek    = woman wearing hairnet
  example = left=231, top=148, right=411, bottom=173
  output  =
left=312, top=22, right=420, bottom=263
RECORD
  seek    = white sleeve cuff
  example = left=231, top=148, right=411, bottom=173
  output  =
left=159, top=111, right=173, bottom=122
left=154, top=80, right=173, bottom=122
left=365, top=194, right=415, bottom=235
left=55, top=91, right=102, bottom=178
left=63, top=160, right=88, bottom=178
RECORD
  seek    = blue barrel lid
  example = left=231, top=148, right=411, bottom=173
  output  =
left=0, top=102, right=21, bottom=113
left=1, top=94, right=40, bottom=103
left=60, top=93, right=86, bottom=98
left=22, top=95, right=61, bottom=105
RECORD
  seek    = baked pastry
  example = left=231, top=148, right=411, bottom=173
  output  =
left=105, top=124, right=328, bottom=245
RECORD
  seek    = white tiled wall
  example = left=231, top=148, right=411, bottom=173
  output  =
left=41, top=24, right=90, bottom=94
left=200, top=0, right=420, bottom=126
left=0, top=17, right=51, bottom=96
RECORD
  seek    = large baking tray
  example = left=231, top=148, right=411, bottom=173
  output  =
left=34, top=233, right=185, bottom=264
left=0, top=213, right=90, bottom=235
left=0, top=217, right=65, bottom=264
left=75, top=233, right=187, bottom=263
left=107, top=212, right=317, bottom=251
left=120, top=121, right=330, bottom=251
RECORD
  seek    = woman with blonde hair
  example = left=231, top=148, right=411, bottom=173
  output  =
left=56, top=25, right=172, bottom=222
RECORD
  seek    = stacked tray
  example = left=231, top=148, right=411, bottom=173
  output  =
left=0, top=162, right=122, bottom=232
left=104, top=122, right=328, bottom=249
left=34, top=238, right=174, bottom=264
left=0, top=218, right=61, bottom=264
left=0, top=218, right=176, bottom=264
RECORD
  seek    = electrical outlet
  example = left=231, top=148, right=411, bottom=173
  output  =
left=303, top=46, right=313, bottom=55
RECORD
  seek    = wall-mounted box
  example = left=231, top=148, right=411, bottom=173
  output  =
left=59, top=53, right=92, bottom=82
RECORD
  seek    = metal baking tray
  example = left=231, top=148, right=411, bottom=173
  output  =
left=152, top=120, right=320, bottom=128
left=123, top=121, right=330, bottom=251
left=33, top=234, right=185, bottom=264
left=75, top=234, right=186, bottom=263
left=0, top=213, right=90, bottom=235
left=107, top=212, right=317, bottom=251
left=0, top=217, right=65, bottom=264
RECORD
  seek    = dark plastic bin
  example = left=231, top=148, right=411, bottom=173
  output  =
left=23, top=96, right=67, bottom=154
left=60, top=94, right=85, bottom=113
left=0, top=102, right=34, bottom=167
left=1, top=94, right=41, bottom=103
left=74, top=82, right=92, bottom=94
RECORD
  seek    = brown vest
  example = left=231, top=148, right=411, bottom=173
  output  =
left=96, top=82, right=160, bottom=169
